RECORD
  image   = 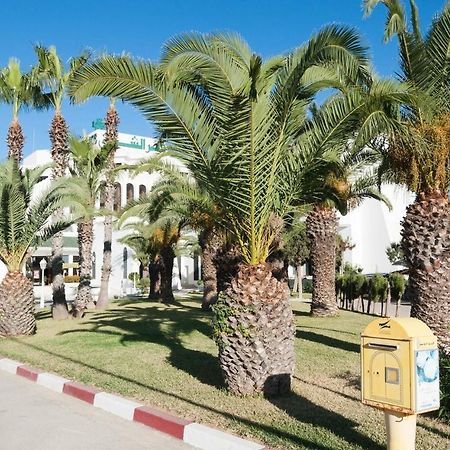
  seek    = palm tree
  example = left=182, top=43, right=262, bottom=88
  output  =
left=0, top=160, right=71, bottom=336
left=0, top=59, right=39, bottom=163
left=363, top=0, right=450, bottom=351
left=123, top=160, right=224, bottom=309
left=96, top=97, right=119, bottom=310
left=34, top=45, right=90, bottom=319
left=57, top=137, right=113, bottom=318
left=68, top=29, right=370, bottom=395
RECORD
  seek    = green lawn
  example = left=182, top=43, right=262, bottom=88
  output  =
left=0, top=295, right=449, bottom=449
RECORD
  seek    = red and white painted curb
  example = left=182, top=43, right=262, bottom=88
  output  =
left=0, top=356, right=268, bottom=450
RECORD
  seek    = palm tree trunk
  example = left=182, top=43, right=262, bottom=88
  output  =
left=97, top=102, right=119, bottom=310
left=402, top=191, right=450, bottom=353
left=160, top=246, right=175, bottom=304
left=50, top=112, right=70, bottom=320
left=296, top=265, right=303, bottom=300
left=199, top=229, right=220, bottom=310
left=0, top=271, right=35, bottom=336
left=214, top=263, right=295, bottom=396
left=306, top=205, right=339, bottom=317
left=148, top=260, right=161, bottom=299
left=215, top=245, right=241, bottom=294
left=7, top=119, right=24, bottom=164
left=72, top=221, right=94, bottom=318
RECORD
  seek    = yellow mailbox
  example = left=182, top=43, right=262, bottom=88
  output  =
left=361, top=317, right=439, bottom=415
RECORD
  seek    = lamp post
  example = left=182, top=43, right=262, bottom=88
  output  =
left=39, top=258, right=47, bottom=308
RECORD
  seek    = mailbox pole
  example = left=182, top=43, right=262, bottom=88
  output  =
left=384, top=411, right=416, bottom=450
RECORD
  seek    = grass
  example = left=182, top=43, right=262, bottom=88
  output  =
left=1, top=294, right=449, bottom=449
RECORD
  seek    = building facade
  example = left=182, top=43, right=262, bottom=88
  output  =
left=0, top=127, right=414, bottom=298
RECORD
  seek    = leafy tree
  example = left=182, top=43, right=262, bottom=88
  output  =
left=57, top=137, right=113, bottom=317
left=368, top=273, right=389, bottom=315
left=386, top=242, right=404, bottom=265
left=0, top=160, right=71, bottom=335
left=336, top=234, right=355, bottom=273
left=283, top=220, right=309, bottom=299
left=363, top=0, right=450, bottom=350
left=388, top=272, right=406, bottom=317
left=69, top=28, right=370, bottom=396
left=34, top=46, right=90, bottom=319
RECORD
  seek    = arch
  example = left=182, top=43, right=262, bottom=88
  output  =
left=139, top=184, right=147, bottom=198
left=126, top=183, right=134, bottom=202
left=113, top=183, right=121, bottom=211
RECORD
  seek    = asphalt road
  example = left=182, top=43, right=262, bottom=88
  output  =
left=0, top=371, right=193, bottom=450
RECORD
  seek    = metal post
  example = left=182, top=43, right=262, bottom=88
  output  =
left=39, top=258, right=47, bottom=308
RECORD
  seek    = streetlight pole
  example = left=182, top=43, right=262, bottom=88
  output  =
left=39, top=258, right=47, bottom=308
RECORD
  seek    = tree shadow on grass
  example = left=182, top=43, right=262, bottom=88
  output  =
left=267, top=388, right=384, bottom=450
left=57, top=304, right=222, bottom=388
left=296, top=330, right=360, bottom=353
left=9, top=338, right=336, bottom=450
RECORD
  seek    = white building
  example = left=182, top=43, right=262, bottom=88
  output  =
left=11, top=128, right=200, bottom=299
left=0, top=127, right=414, bottom=298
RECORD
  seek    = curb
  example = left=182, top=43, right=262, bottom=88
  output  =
left=0, top=356, right=267, bottom=450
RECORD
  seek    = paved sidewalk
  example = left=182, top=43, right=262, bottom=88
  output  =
left=0, top=370, right=193, bottom=450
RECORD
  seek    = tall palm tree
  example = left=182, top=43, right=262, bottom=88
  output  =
left=363, top=0, right=450, bottom=351
left=68, top=29, right=370, bottom=395
left=0, top=160, right=71, bottom=336
left=96, top=97, right=119, bottom=310
left=0, top=59, right=39, bottom=163
left=34, top=45, right=90, bottom=319
left=57, top=137, right=113, bottom=318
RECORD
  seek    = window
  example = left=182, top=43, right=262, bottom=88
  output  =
left=139, top=184, right=147, bottom=198
left=113, top=183, right=121, bottom=211
left=126, top=183, right=134, bottom=203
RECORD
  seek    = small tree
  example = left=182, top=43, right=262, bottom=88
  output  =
left=368, top=274, right=389, bottom=316
left=283, top=221, right=310, bottom=300
left=386, top=242, right=404, bottom=265
left=389, top=272, right=406, bottom=317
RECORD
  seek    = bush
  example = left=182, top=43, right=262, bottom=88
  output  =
left=369, top=274, right=389, bottom=302
left=302, top=278, right=313, bottom=294
left=388, top=272, right=406, bottom=302
left=64, top=275, right=80, bottom=283
left=138, top=277, right=150, bottom=290
left=439, top=355, right=450, bottom=420
left=128, top=272, right=140, bottom=282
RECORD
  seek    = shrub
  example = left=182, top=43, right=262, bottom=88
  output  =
left=64, top=275, right=80, bottom=283
left=388, top=272, right=406, bottom=302
left=302, top=278, right=313, bottom=294
left=128, top=272, right=140, bottom=282
left=439, top=355, right=450, bottom=420
left=138, top=277, right=150, bottom=291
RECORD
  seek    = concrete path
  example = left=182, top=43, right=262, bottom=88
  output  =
left=0, top=370, right=193, bottom=450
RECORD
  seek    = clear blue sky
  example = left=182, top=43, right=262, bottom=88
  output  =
left=0, top=0, right=446, bottom=158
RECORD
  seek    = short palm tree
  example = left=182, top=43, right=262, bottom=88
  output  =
left=34, top=45, right=90, bottom=319
left=0, top=59, right=40, bottom=163
left=363, top=0, right=450, bottom=351
left=57, top=137, right=113, bottom=317
left=0, top=160, right=71, bottom=336
left=68, top=29, right=370, bottom=395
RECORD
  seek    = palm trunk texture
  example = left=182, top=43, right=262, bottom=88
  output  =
left=97, top=104, right=119, bottom=310
left=73, top=221, right=94, bottom=318
left=214, top=263, right=295, bottom=396
left=401, top=191, right=450, bottom=353
left=306, top=205, right=339, bottom=317
left=215, top=245, right=241, bottom=294
left=7, top=119, right=24, bottom=164
left=0, top=272, right=35, bottom=336
left=199, top=229, right=221, bottom=310
left=50, top=112, right=70, bottom=320
left=160, top=246, right=175, bottom=304
left=148, top=260, right=161, bottom=299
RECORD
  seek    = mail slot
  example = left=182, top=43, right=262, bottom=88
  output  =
left=361, top=317, right=439, bottom=414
